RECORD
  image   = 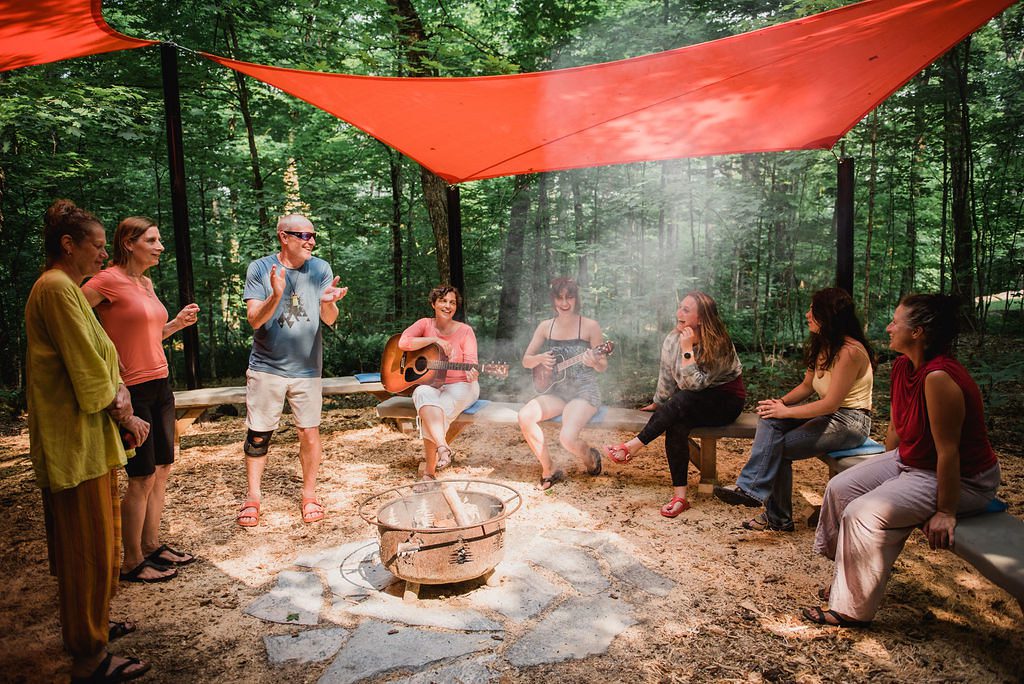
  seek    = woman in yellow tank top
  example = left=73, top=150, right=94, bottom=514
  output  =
left=714, top=288, right=875, bottom=531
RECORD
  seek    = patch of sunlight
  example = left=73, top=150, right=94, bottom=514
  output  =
left=799, top=487, right=823, bottom=507
left=853, top=636, right=891, bottom=661
left=213, top=544, right=293, bottom=587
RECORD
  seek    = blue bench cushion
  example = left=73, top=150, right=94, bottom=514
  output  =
left=828, top=437, right=885, bottom=459
left=985, top=497, right=1009, bottom=514
left=462, top=399, right=491, bottom=415
left=354, top=372, right=381, bottom=383
left=549, top=405, right=609, bottom=425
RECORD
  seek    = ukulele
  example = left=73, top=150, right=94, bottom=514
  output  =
left=532, top=340, right=615, bottom=393
left=379, top=333, right=509, bottom=395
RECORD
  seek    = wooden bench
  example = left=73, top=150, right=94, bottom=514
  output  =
left=822, top=451, right=1024, bottom=613
left=173, top=375, right=387, bottom=442
left=376, top=396, right=759, bottom=493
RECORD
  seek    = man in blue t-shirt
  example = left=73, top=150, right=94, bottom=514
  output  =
left=237, top=214, right=347, bottom=527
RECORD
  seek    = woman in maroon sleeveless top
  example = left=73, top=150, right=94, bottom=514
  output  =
left=803, top=294, right=1000, bottom=627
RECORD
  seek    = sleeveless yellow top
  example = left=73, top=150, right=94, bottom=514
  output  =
left=811, top=343, right=873, bottom=411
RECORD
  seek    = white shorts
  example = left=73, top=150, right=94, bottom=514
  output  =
left=412, top=381, right=480, bottom=441
left=245, top=369, right=322, bottom=431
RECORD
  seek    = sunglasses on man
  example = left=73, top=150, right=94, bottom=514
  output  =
left=282, top=230, right=316, bottom=241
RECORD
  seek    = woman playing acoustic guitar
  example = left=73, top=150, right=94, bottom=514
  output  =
left=605, top=291, right=745, bottom=517
left=519, top=277, right=608, bottom=490
left=398, top=286, right=480, bottom=480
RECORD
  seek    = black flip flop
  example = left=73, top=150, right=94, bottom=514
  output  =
left=108, top=620, right=136, bottom=641
left=586, top=447, right=603, bottom=476
left=119, top=559, right=177, bottom=584
left=801, top=605, right=871, bottom=628
left=146, top=544, right=195, bottom=567
left=71, top=653, right=151, bottom=683
left=540, top=469, right=566, bottom=491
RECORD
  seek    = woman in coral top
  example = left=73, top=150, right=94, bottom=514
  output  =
left=803, top=294, right=1000, bottom=627
left=83, top=217, right=200, bottom=584
left=398, top=286, right=480, bottom=480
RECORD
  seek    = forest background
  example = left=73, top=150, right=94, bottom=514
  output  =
left=0, top=0, right=1022, bottom=445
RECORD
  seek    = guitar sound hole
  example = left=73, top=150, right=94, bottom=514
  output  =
left=414, top=357, right=428, bottom=372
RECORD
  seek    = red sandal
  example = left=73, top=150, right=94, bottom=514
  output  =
left=301, top=497, right=325, bottom=524
left=237, top=500, right=260, bottom=528
left=605, top=443, right=633, bottom=463
left=660, top=497, right=691, bottom=518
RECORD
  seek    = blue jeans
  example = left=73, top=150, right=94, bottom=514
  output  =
left=735, top=408, right=871, bottom=528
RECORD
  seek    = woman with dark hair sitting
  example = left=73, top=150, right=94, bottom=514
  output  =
left=802, top=294, right=1000, bottom=627
left=714, top=287, right=874, bottom=532
left=605, top=291, right=745, bottom=517
left=398, top=286, right=480, bottom=481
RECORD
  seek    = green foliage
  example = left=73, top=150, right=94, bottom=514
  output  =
left=1, top=0, right=1021, bottom=443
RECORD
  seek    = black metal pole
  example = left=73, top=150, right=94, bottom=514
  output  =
left=447, top=185, right=466, bottom=321
left=160, top=43, right=200, bottom=389
left=835, top=157, right=855, bottom=295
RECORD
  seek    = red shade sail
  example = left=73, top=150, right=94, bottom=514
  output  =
left=0, top=0, right=155, bottom=73
left=206, top=0, right=1016, bottom=183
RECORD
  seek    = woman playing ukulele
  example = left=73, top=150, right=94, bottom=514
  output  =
left=518, top=277, right=608, bottom=490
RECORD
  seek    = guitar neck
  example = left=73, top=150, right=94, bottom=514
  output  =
left=425, top=361, right=482, bottom=372
left=555, top=350, right=591, bottom=373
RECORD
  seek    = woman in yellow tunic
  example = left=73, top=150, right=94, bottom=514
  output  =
left=25, top=199, right=151, bottom=683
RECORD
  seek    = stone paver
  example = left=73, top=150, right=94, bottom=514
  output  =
left=544, top=529, right=676, bottom=597
left=403, top=654, right=500, bottom=684
left=505, top=594, right=637, bottom=667
left=294, top=539, right=378, bottom=570
left=254, top=528, right=664, bottom=672
left=524, top=539, right=609, bottom=595
left=264, top=627, right=349, bottom=664
left=543, top=528, right=615, bottom=548
left=465, top=561, right=563, bottom=620
left=244, top=570, right=323, bottom=625
left=318, top=620, right=497, bottom=684
left=594, top=539, right=676, bottom=597
left=344, top=592, right=503, bottom=632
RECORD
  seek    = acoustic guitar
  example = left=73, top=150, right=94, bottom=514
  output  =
left=532, top=340, right=615, bottom=393
left=379, top=334, right=509, bottom=395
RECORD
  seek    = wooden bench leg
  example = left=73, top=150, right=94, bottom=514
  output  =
left=174, top=408, right=206, bottom=448
left=687, top=437, right=718, bottom=495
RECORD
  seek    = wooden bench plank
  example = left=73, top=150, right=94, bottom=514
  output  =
left=173, top=376, right=388, bottom=442
left=376, top=397, right=755, bottom=493
left=954, top=512, right=1024, bottom=610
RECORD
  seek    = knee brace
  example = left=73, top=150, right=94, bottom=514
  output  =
left=244, top=429, right=274, bottom=456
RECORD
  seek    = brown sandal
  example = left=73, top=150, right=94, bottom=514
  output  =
left=237, top=500, right=260, bottom=528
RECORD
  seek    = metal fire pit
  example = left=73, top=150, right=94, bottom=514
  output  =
left=358, top=479, right=522, bottom=600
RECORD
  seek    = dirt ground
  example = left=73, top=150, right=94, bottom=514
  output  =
left=1, top=397, right=1021, bottom=684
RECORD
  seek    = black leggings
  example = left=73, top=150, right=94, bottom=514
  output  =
left=637, top=386, right=744, bottom=487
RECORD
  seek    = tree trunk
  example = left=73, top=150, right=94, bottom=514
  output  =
left=388, top=149, right=404, bottom=319
left=225, top=18, right=269, bottom=231
left=496, top=176, right=532, bottom=346
left=530, top=173, right=550, bottom=318
left=943, top=39, right=977, bottom=329
left=863, top=110, right=878, bottom=324
left=571, top=173, right=587, bottom=287
left=386, top=0, right=452, bottom=284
